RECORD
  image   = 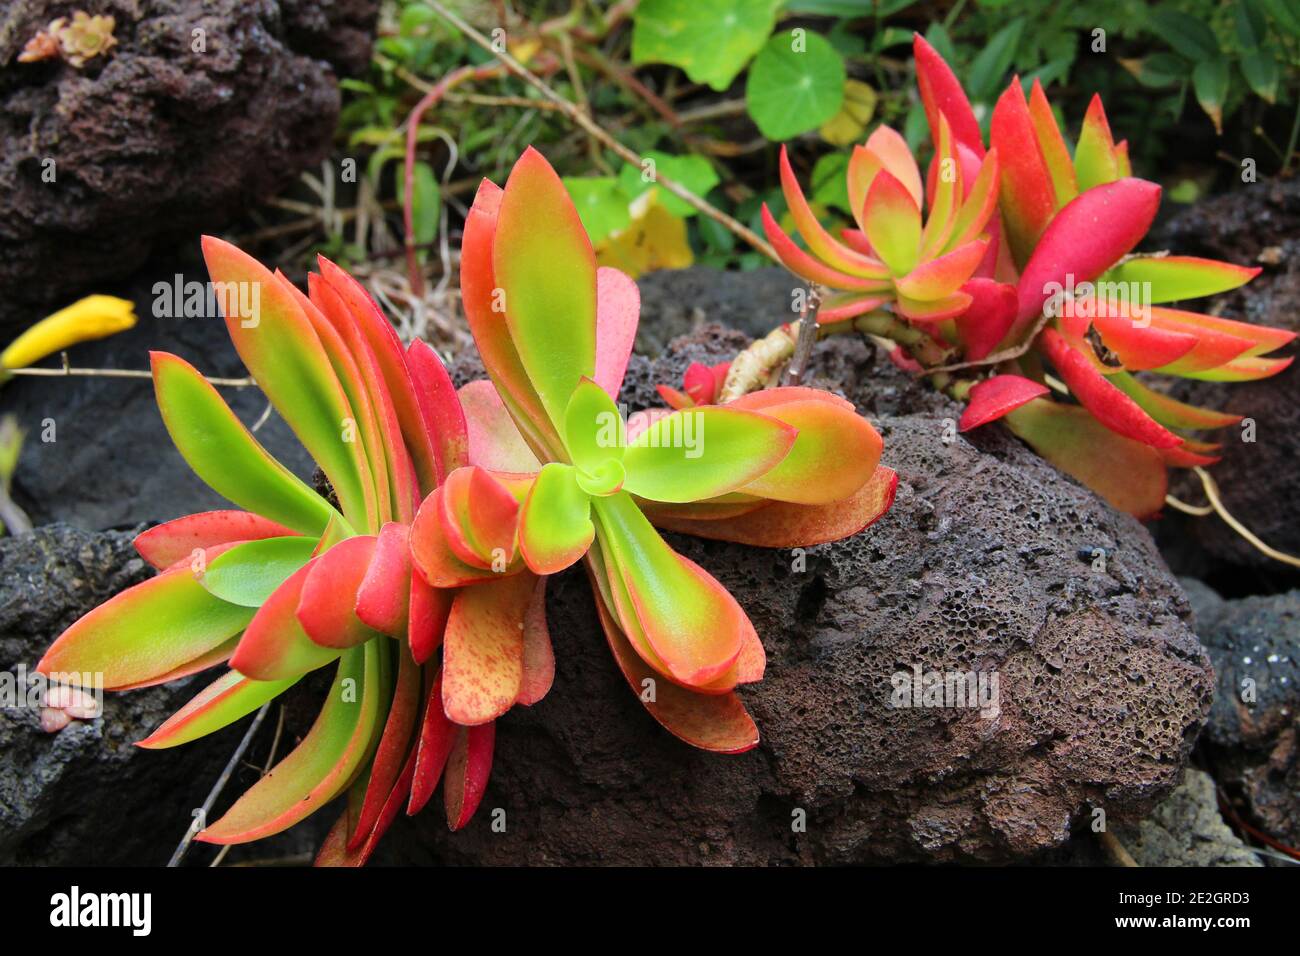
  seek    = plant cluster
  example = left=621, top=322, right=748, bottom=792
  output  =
left=763, top=34, right=1294, bottom=518
left=38, top=149, right=896, bottom=864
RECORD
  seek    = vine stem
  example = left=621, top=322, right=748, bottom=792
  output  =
left=1189, top=466, right=1300, bottom=569
left=420, top=0, right=777, bottom=263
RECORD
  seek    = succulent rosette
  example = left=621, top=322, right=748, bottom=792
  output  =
left=762, top=108, right=1001, bottom=327
left=765, top=34, right=1295, bottom=519
left=413, top=147, right=897, bottom=753
left=38, top=237, right=524, bottom=865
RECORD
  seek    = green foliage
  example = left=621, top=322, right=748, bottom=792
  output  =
left=632, top=0, right=783, bottom=90
left=745, top=30, right=847, bottom=140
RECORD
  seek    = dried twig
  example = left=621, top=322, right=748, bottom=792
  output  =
left=168, top=702, right=271, bottom=867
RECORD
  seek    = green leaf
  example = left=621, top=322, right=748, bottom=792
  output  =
left=1192, top=57, right=1230, bottom=132
left=200, top=536, right=319, bottom=607
left=1236, top=0, right=1269, bottom=49
left=397, top=160, right=441, bottom=251
left=519, top=463, right=595, bottom=574
left=745, top=31, right=847, bottom=141
left=1262, top=0, right=1300, bottom=38
left=151, top=352, right=340, bottom=535
left=632, top=0, right=782, bottom=91
left=1133, top=52, right=1189, bottom=88
left=617, top=152, right=720, bottom=219
left=564, top=177, right=632, bottom=245
left=966, top=18, right=1025, bottom=102
left=1148, top=8, right=1221, bottom=61
left=622, top=406, right=795, bottom=503
left=923, top=22, right=957, bottom=65
left=564, top=377, right=625, bottom=473
left=1240, top=54, right=1280, bottom=103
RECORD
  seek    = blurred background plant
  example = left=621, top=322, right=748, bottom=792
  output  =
left=203, top=0, right=1300, bottom=327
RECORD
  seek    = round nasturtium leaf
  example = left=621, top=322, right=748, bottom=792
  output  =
left=563, top=177, right=632, bottom=246
left=617, top=151, right=720, bottom=219
left=746, top=31, right=846, bottom=141
left=631, top=0, right=782, bottom=92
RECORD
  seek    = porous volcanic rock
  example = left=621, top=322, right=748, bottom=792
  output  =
left=1183, top=579, right=1300, bottom=854
left=1145, top=178, right=1300, bottom=593
left=385, top=324, right=1214, bottom=864
left=1117, top=769, right=1260, bottom=867
left=0, top=523, right=325, bottom=865
left=0, top=0, right=379, bottom=332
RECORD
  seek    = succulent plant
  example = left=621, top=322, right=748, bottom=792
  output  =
left=37, top=148, right=897, bottom=865
left=761, top=34, right=1295, bottom=518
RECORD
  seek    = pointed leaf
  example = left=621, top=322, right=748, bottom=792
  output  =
left=231, top=561, right=341, bottom=681
left=1105, top=256, right=1260, bottom=304
left=913, top=33, right=985, bottom=157
left=39, top=567, right=254, bottom=690
left=495, top=147, right=597, bottom=429
left=200, top=237, right=370, bottom=525
left=134, top=511, right=297, bottom=571
left=959, top=374, right=1051, bottom=430
left=138, top=670, right=300, bottom=749
left=864, top=169, right=922, bottom=275
left=990, top=79, right=1057, bottom=266
left=1109, top=371, right=1242, bottom=430
left=445, top=723, right=495, bottom=831
left=406, top=339, right=469, bottom=482
left=198, top=643, right=385, bottom=844
left=408, top=669, right=456, bottom=816
left=151, top=352, right=338, bottom=535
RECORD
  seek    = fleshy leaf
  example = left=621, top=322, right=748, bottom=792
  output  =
left=1014, top=178, right=1161, bottom=328
left=445, top=723, right=495, bottom=831
left=590, top=579, right=758, bottom=753
left=408, top=669, right=456, bottom=815
left=137, top=670, right=300, bottom=750
left=231, top=561, right=341, bottom=681
left=1040, top=328, right=1181, bottom=448
left=1005, top=399, right=1167, bottom=518
left=151, top=352, right=338, bottom=535
left=959, top=374, right=1051, bottom=431
left=408, top=573, right=451, bottom=665
left=442, top=573, right=533, bottom=725
left=39, top=567, right=254, bottom=691
left=594, top=266, right=641, bottom=398
left=494, top=147, right=597, bottom=429
left=622, top=406, right=796, bottom=504
left=564, top=376, right=625, bottom=473
left=518, top=463, right=594, bottom=575
left=1073, top=95, right=1120, bottom=191
left=864, top=169, right=922, bottom=276
left=651, top=465, right=898, bottom=548
left=355, top=521, right=412, bottom=636
left=200, top=536, right=318, bottom=608
left=297, top=535, right=385, bottom=649
left=592, top=492, right=745, bottom=686
left=989, top=79, right=1057, bottom=266
left=516, top=578, right=555, bottom=706
left=406, top=339, right=470, bottom=482
left=1104, top=256, right=1260, bottom=304
left=458, top=380, right=540, bottom=474
left=1027, top=79, right=1077, bottom=206
left=198, top=642, right=385, bottom=844
left=200, top=236, right=370, bottom=526
left=727, top=388, right=882, bottom=504
left=953, top=278, right=1017, bottom=360
left=1109, top=371, right=1242, bottom=430
left=134, top=511, right=297, bottom=571
left=347, top=646, right=421, bottom=851
left=913, top=33, right=985, bottom=157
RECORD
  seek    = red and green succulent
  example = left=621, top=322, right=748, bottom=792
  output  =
left=766, top=35, right=1295, bottom=518
left=37, top=147, right=896, bottom=865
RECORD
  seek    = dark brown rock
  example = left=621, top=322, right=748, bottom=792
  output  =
left=0, top=0, right=379, bottom=333
left=385, top=325, right=1215, bottom=864
left=1184, top=579, right=1300, bottom=854
left=1145, top=179, right=1300, bottom=593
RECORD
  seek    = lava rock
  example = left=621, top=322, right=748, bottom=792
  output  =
left=0, top=0, right=379, bottom=332
left=1145, top=179, right=1300, bottom=593
left=6, top=260, right=315, bottom=531
left=385, top=324, right=1214, bottom=865
left=1184, top=579, right=1300, bottom=852
left=1118, top=769, right=1260, bottom=867
left=634, top=266, right=801, bottom=356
